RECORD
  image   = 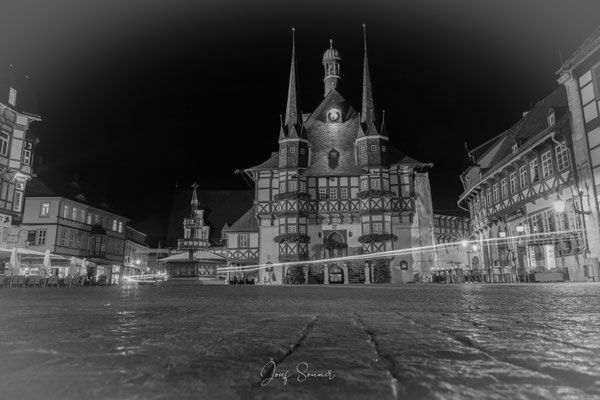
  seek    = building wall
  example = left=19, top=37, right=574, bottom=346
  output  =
left=559, top=44, right=600, bottom=281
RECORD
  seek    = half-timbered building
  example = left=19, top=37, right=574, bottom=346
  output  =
left=459, top=87, right=591, bottom=281
left=0, top=66, right=41, bottom=244
left=557, top=25, right=600, bottom=281
left=230, top=29, right=435, bottom=284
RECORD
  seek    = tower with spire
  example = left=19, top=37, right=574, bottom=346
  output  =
left=178, top=182, right=210, bottom=259
left=356, top=24, right=389, bottom=169
left=233, top=27, right=434, bottom=284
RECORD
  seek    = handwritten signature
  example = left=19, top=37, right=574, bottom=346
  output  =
left=260, top=360, right=335, bottom=386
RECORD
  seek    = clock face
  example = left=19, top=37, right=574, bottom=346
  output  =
left=327, top=108, right=341, bottom=123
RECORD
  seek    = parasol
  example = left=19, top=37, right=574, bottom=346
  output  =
left=42, top=249, right=51, bottom=277
left=10, top=247, right=20, bottom=275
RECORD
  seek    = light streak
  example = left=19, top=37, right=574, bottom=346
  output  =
left=124, top=273, right=166, bottom=283
left=217, top=229, right=585, bottom=273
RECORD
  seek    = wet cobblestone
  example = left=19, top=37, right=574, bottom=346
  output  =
left=0, top=283, right=599, bottom=399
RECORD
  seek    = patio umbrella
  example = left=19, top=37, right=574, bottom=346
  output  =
left=10, top=247, right=19, bottom=275
left=42, top=249, right=51, bottom=277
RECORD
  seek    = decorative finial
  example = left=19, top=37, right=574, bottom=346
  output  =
left=363, top=24, right=367, bottom=50
left=330, top=39, right=333, bottom=49
left=279, top=114, right=283, bottom=126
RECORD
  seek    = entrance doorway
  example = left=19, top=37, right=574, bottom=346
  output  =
left=329, top=265, right=344, bottom=284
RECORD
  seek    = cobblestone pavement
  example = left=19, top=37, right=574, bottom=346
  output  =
left=0, top=283, right=599, bottom=400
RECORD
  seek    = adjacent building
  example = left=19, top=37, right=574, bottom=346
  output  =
left=21, top=176, right=128, bottom=284
left=123, top=226, right=149, bottom=276
left=0, top=66, right=41, bottom=252
left=557, top=25, right=600, bottom=281
left=229, top=29, right=436, bottom=284
left=432, top=213, right=471, bottom=271
left=458, top=87, right=592, bottom=281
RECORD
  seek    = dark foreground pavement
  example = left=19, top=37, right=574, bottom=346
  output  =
left=0, top=283, right=599, bottom=400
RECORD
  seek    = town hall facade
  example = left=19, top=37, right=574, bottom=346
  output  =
left=226, top=28, right=437, bottom=284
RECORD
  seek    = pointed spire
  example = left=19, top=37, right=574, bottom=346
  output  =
left=284, top=27, right=302, bottom=129
left=278, top=114, right=286, bottom=140
left=190, top=182, right=199, bottom=216
left=361, top=24, right=375, bottom=124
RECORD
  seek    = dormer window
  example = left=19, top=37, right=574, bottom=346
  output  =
left=547, top=110, right=556, bottom=126
left=512, top=143, right=518, bottom=154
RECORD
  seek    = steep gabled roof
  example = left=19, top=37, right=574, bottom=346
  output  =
left=470, top=86, right=567, bottom=170
left=388, top=146, right=428, bottom=167
left=245, top=152, right=279, bottom=172
left=222, top=206, right=258, bottom=232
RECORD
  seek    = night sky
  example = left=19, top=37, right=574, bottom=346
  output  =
left=1, top=0, right=600, bottom=246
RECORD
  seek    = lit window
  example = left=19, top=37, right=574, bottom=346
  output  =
left=23, top=141, right=32, bottom=165
left=63, top=205, right=69, bottom=219
left=319, top=188, right=327, bottom=199
left=87, top=214, right=92, bottom=225
left=547, top=112, right=555, bottom=126
left=340, top=188, right=348, bottom=199
left=40, top=202, right=50, bottom=217
left=501, top=178, right=507, bottom=198
left=112, top=220, right=117, bottom=231
left=371, top=179, right=381, bottom=189
left=72, top=207, right=78, bottom=220
left=287, top=225, right=297, bottom=233
left=289, top=181, right=297, bottom=191
left=361, top=180, right=368, bottom=191
left=362, top=224, right=370, bottom=234
left=486, top=188, right=492, bottom=205
left=360, top=145, right=366, bottom=153
left=13, top=190, right=23, bottom=212
left=493, top=184, right=499, bottom=203
left=329, top=188, right=337, bottom=199
left=555, top=142, right=569, bottom=171
left=519, top=165, right=527, bottom=188
left=512, top=143, right=518, bottom=154
left=530, top=159, right=539, bottom=182
left=0, top=128, right=9, bottom=156
left=384, top=222, right=391, bottom=233
left=370, top=144, right=377, bottom=152
left=290, top=147, right=296, bottom=154
left=372, top=222, right=383, bottom=233
left=541, top=151, right=553, bottom=178
left=509, top=172, right=517, bottom=193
